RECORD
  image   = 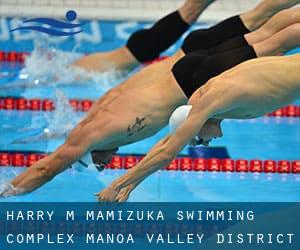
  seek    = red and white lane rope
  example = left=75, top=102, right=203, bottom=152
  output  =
left=0, top=51, right=167, bottom=64
left=0, top=152, right=299, bottom=174
left=0, top=97, right=93, bottom=112
left=1, top=97, right=300, bottom=117
left=0, top=51, right=28, bottom=63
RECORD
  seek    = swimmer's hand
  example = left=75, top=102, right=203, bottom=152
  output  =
left=95, top=185, right=120, bottom=202
left=96, top=184, right=133, bottom=202
left=115, top=186, right=132, bottom=202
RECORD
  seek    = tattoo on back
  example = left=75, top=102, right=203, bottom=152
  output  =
left=127, top=117, right=146, bottom=136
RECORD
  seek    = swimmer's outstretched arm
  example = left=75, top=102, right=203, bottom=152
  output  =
left=97, top=113, right=212, bottom=202
left=0, top=108, right=111, bottom=197
left=0, top=141, right=88, bottom=197
left=97, top=92, right=223, bottom=202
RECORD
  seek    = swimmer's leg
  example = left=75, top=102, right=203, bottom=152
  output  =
left=253, top=23, right=300, bottom=56
left=181, top=0, right=300, bottom=54
left=210, top=22, right=300, bottom=60
left=73, top=0, right=215, bottom=73
left=240, top=0, right=300, bottom=31
left=245, top=7, right=300, bottom=45
left=209, top=4, right=300, bottom=54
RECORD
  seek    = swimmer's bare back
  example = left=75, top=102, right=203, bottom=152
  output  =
left=189, top=54, right=300, bottom=120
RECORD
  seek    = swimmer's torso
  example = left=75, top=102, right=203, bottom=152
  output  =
left=90, top=50, right=187, bottom=149
left=211, top=55, right=300, bottom=119
left=114, top=49, right=187, bottom=119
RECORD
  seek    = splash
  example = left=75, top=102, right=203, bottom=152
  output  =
left=3, top=35, right=127, bottom=92
left=43, top=89, right=80, bottom=137
left=12, top=89, right=81, bottom=144
left=0, top=168, right=26, bottom=198
left=0, top=182, right=25, bottom=198
left=20, top=35, right=82, bottom=84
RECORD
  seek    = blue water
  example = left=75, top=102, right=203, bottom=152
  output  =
left=1, top=168, right=299, bottom=202
left=0, top=22, right=300, bottom=202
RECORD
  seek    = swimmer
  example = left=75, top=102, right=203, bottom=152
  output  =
left=210, top=6, right=300, bottom=54
left=73, top=0, right=217, bottom=73
left=2, top=0, right=300, bottom=197
left=98, top=54, right=300, bottom=202
left=73, top=0, right=300, bottom=73
left=18, top=1, right=300, bottom=143
left=0, top=0, right=215, bottom=90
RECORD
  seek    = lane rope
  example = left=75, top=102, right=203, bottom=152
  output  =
left=0, top=151, right=299, bottom=174
left=0, top=97, right=299, bottom=117
left=0, top=51, right=167, bottom=64
left=0, top=51, right=28, bottom=63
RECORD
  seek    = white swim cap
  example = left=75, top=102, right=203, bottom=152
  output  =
left=169, top=105, right=192, bottom=134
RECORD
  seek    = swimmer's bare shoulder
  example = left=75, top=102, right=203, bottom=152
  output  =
left=188, top=55, right=300, bottom=120
left=224, top=55, right=300, bottom=94
left=188, top=77, right=243, bottom=118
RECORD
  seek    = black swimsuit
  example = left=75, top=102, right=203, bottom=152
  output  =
left=171, top=14, right=256, bottom=98
left=181, top=15, right=250, bottom=54
left=172, top=45, right=257, bottom=98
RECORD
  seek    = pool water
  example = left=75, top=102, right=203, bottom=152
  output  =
left=1, top=168, right=299, bottom=202
left=0, top=20, right=300, bottom=202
